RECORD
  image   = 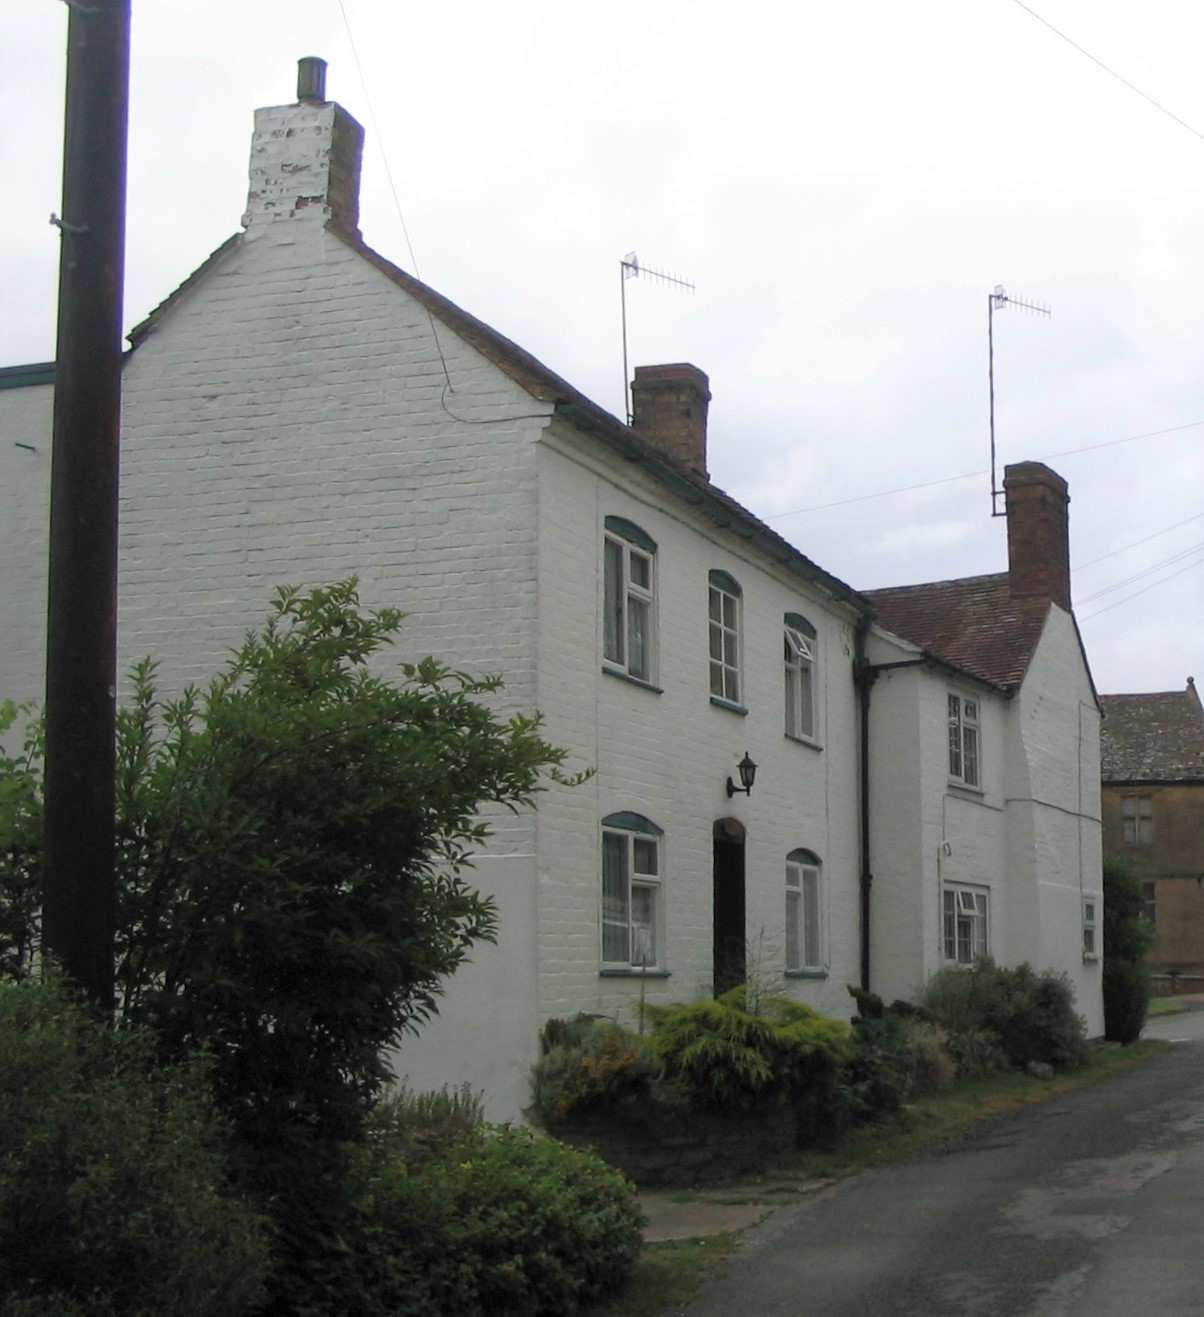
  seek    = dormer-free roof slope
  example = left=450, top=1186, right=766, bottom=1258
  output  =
left=1100, top=681, right=1204, bottom=782
left=863, top=572, right=1050, bottom=693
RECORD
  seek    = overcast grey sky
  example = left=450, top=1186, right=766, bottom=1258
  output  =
left=5, top=0, right=1201, bottom=694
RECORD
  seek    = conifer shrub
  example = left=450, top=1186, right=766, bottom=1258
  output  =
left=1103, top=853, right=1153, bottom=1044
left=643, top=986, right=851, bottom=1115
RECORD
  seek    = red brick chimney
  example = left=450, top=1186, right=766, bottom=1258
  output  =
left=630, top=363, right=711, bottom=478
left=1004, top=461, right=1071, bottom=611
left=243, top=58, right=364, bottom=239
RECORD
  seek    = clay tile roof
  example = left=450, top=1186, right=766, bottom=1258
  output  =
left=1099, top=682, right=1204, bottom=782
left=862, top=572, right=1050, bottom=693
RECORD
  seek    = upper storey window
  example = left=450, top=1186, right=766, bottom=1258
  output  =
left=708, top=571, right=743, bottom=706
left=948, top=692, right=980, bottom=788
left=784, top=612, right=816, bottom=740
left=1122, top=795, right=1153, bottom=845
left=604, top=517, right=656, bottom=684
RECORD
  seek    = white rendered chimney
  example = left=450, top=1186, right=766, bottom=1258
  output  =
left=242, top=58, right=365, bottom=239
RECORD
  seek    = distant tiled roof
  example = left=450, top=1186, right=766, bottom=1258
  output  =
left=1099, top=683, right=1204, bottom=782
left=862, top=573, right=1051, bottom=693
left=128, top=222, right=870, bottom=614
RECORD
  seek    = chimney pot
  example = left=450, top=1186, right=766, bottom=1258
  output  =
left=1003, top=461, right=1071, bottom=610
left=297, top=57, right=327, bottom=103
left=245, top=60, right=365, bottom=239
left=630, top=363, right=711, bottom=478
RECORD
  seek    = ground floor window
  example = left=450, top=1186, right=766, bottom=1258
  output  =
left=1082, top=896, right=1099, bottom=960
left=943, top=885, right=988, bottom=964
left=785, top=849, right=822, bottom=972
left=601, top=813, right=663, bottom=969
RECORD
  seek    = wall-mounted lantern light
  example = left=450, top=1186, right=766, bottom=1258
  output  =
left=726, top=752, right=758, bottom=798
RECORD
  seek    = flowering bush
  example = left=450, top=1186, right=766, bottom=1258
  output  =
left=530, top=1017, right=658, bottom=1120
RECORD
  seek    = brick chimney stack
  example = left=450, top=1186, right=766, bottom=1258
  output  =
left=1004, top=461, right=1072, bottom=611
left=242, top=58, right=364, bottom=239
left=630, top=363, right=712, bottom=478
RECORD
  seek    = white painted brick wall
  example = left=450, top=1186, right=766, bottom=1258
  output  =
left=531, top=433, right=864, bottom=1030
left=1011, top=608, right=1103, bottom=1035
left=868, top=608, right=1103, bottom=1033
left=0, top=380, right=52, bottom=709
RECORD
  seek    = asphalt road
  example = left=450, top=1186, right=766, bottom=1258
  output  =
left=679, top=1016, right=1204, bottom=1316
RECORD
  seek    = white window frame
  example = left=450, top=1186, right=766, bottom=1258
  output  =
left=708, top=571, right=742, bottom=705
left=1082, top=896, right=1099, bottom=961
left=785, top=849, right=823, bottom=973
left=942, top=884, right=989, bottom=964
left=784, top=614, right=816, bottom=741
left=947, top=692, right=981, bottom=788
left=1122, top=795, right=1153, bottom=846
left=601, top=814, right=663, bottom=971
left=603, top=519, right=657, bottom=683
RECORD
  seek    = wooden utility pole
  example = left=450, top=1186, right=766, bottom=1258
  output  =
left=43, top=0, right=131, bottom=1009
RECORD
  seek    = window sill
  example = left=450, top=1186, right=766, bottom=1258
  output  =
left=785, top=732, right=823, bottom=753
left=602, top=665, right=663, bottom=694
left=947, top=779, right=984, bottom=797
left=1082, top=953, right=1100, bottom=963
left=709, top=695, right=748, bottom=715
left=600, top=967, right=671, bottom=978
left=785, top=968, right=828, bottom=980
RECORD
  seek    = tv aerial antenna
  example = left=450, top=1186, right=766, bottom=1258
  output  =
left=988, top=284, right=1050, bottom=516
left=620, top=252, right=695, bottom=424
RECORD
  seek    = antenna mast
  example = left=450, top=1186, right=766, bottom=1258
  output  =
left=988, top=284, right=1050, bottom=516
left=620, top=252, right=695, bottom=424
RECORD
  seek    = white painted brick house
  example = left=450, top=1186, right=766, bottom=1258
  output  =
left=863, top=463, right=1104, bottom=1035
left=0, top=63, right=1102, bottom=1116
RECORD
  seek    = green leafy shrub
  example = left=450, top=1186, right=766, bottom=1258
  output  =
left=286, top=1126, right=644, bottom=1316
left=1103, top=853, right=1154, bottom=1044
left=846, top=987, right=954, bottom=1098
left=0, top=583, right=580, bottom=1305
left=834, top=990, right=955, bottom=1134
left=920, top=959, right=1089, bottom=1072
left=529, top=1018, right=659, bottom=1122
left=0, top=703, right=40, bottom=983
left=0, top=975, right=269, bottom=1316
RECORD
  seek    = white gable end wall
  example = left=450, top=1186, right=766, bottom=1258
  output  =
left=1008, top=608, right=1103, bottom=1035
left=114, top=219, right=561, bottom=1118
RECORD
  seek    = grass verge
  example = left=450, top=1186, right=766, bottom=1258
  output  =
left=1148, top=996, right=1194, bottom=1017
left=596, top=1040, right=1166, bottom=1315
left=591, top=1234, right=735, bottom=1317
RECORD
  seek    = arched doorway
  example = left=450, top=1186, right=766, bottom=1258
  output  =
left=713, top=817, right=746, bottom=997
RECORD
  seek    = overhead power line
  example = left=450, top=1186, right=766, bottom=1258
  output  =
left=1075, top=512, right=1204, bottom=571
left=1078, top=550, right=1204, bottom=622
left=1075, top=539, right=1204, bottom=607
left=765, top=419, right=1204, bottom=521
left=1008, top=0, right=1204, bottom=145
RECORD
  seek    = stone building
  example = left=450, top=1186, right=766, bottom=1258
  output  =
left=1100, top=680, right=1204, bottom=983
